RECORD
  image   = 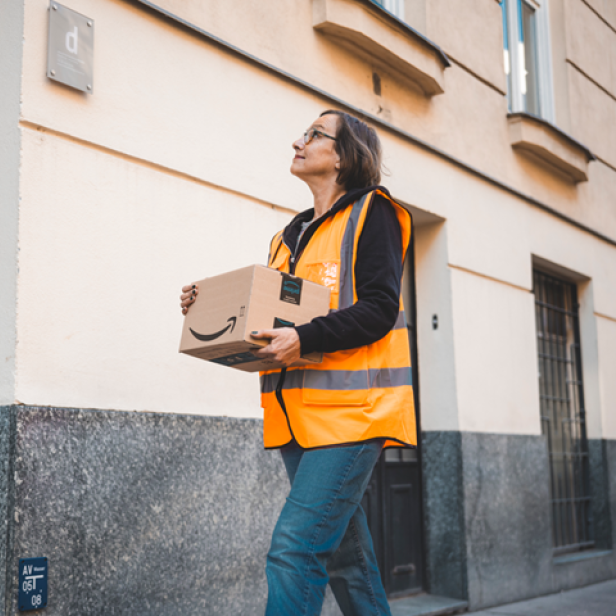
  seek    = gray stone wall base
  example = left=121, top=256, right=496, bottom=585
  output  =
left=1, top=408, right=14, bottom=616
left=610, top=440, right=616, bottom=553
left=2, top=407, right=616, bottom=615
left=460, top=432, right=554, bottom=608
left=441, top=432, right=616, bottom=611
left=0, top=406, right=287, bottom=616
left=589, top=438, right=614, bottom=550
left=421, top=431, right=468, bottom=600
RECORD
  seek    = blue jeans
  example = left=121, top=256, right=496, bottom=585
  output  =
left=265, top=439, right=392, bottom=616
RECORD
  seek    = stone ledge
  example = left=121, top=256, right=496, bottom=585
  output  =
left=389, top=592, right=468, bottom=616
left=312, top=0, right=449, bottom=96
left=507, top=112, right=596, bottom=183
left=554, top=549, right=613, bottom=566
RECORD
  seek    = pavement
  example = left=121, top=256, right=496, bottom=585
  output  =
left=469, top=578, right=616, bottom=616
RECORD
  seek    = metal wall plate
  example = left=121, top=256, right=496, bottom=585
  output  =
left=47, top=2, right=94, bottom=93
left=18, top=557, right=48, bottom=611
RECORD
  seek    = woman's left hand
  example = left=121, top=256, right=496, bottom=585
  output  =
left=251, top=328, right=301, bottom=365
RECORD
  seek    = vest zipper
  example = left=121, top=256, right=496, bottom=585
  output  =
left=289, top=223, right=313, bottom=275
left=276, top=226, right=311, bottom=422
left=281, top=236, right=295, bottom=273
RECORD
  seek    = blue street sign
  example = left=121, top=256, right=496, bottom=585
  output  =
left=18, top=557, right=48, bottom=611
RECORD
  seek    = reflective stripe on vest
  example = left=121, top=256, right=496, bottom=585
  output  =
left=339, top=194, right=368, bottom=309
left=329, top=308, right=408, bottom=330
left=260, top=367, right=412, bottom=395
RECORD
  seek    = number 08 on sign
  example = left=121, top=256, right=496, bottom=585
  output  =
left=19, top=557, right=48, bottom=611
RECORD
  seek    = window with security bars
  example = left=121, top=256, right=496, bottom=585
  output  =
left=533, top=269, right=593, bottom=554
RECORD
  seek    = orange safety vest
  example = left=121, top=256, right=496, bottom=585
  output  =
left=260, top=189, right=417, bottom=450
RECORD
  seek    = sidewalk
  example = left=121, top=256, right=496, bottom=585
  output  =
left=469, top=579, right=616, bottom=616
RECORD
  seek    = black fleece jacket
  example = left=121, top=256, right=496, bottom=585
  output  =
left=275, top=186, right=410, bottom=356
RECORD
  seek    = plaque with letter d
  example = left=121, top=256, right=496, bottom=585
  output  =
left=19, top=557, right=48, bottom=611
left=47, top=2, right=94, bottom=93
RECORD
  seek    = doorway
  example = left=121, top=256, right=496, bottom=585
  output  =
left=362, top=228, right=425, bottom=598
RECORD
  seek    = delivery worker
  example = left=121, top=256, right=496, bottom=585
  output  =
left=180, top=110, right=416, bottom=616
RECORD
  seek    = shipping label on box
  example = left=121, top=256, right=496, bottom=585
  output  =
left=179, top=265, right=331, bottom=372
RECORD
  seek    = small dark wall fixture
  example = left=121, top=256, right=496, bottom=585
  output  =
left=372, top=72, right=382, bottom=96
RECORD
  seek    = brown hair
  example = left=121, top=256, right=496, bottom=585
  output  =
left=320, top=110, right=382, bottom=190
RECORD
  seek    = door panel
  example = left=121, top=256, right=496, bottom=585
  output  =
left=364, top=233, right=424, bottom=597
left=384, top=456, right=423, bottom=595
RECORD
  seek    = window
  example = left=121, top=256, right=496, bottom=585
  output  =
left=533, top=270, right=593, bottom=554
left=372, top=0, right=405, bottom=21
left=501, top=0, right=555, bottom=122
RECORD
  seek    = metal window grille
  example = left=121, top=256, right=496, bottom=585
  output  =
left=533, top=269, right=593, bottom=554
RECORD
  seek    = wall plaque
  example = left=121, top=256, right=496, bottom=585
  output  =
left=18, top=557, right=48, bottom=611
left=47, top=2, right=94, bottom=93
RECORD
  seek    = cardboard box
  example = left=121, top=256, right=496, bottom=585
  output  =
left=179, top=265, right=331, bottom=372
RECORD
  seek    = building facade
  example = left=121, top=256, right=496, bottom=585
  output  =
left=1, top=0, right=616, bottom=614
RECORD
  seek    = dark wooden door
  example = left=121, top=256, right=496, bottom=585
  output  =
left=362, top=444, right=424, bottom=597
left=362, top=229, right=424, bottom=597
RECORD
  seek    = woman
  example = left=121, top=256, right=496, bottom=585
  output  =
left=180, top=110, right=417, bottom=616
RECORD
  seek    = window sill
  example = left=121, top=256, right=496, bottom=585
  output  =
left=507, top=112, right=596, bottom=183
left=553, top=549, right=612, bottom=566
left=312, top=0, right=450, bottom=97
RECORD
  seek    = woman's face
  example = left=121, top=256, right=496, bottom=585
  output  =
left=290, top=114, right=341, bottom=185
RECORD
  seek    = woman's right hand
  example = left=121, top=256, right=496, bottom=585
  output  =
left=180, top=283, right=199, bottom=315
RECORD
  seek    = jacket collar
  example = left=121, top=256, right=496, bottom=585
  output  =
left=282, top=185, right=391, bottom=255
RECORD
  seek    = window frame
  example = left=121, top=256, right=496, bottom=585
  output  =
left=532, top=268, right=594, bottom=554
left=502, top=0, right=555, bottom=123
left=380, top=0, right=405, bottom=21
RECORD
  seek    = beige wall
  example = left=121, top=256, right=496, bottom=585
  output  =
left=450, top=268, right=541, bottom=436
left=426, top=0, right=506, bottom=94
left=0, top=0, right=24, bottom=406
left=557, top=0, right=616, bottom=174
left=15, top=127, right=290, bottom=417
left=412, top=220, right=460, bottom=433
left=21, top=0, right=321, bottom=215
left=583, top=0, right=616, bottom=31
left=19, top=0, right=616, bottom=236
left=152, top=0, right=616, bottom=239
left=564, top=0, right=616, bottom=100
left=4, top=0, right=616, bottom=440
left=569, top=66, right=616, bottom=170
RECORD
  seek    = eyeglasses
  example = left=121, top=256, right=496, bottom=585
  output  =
left=302, top=128, right=338, bottom=145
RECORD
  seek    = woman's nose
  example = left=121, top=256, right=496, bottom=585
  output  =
left=293, top=137, right=305, bottom=150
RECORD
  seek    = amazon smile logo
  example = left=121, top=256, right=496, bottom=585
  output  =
left=282, top=281, right=300, bottom=294
left=190, top=316, right=236, bottom=342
